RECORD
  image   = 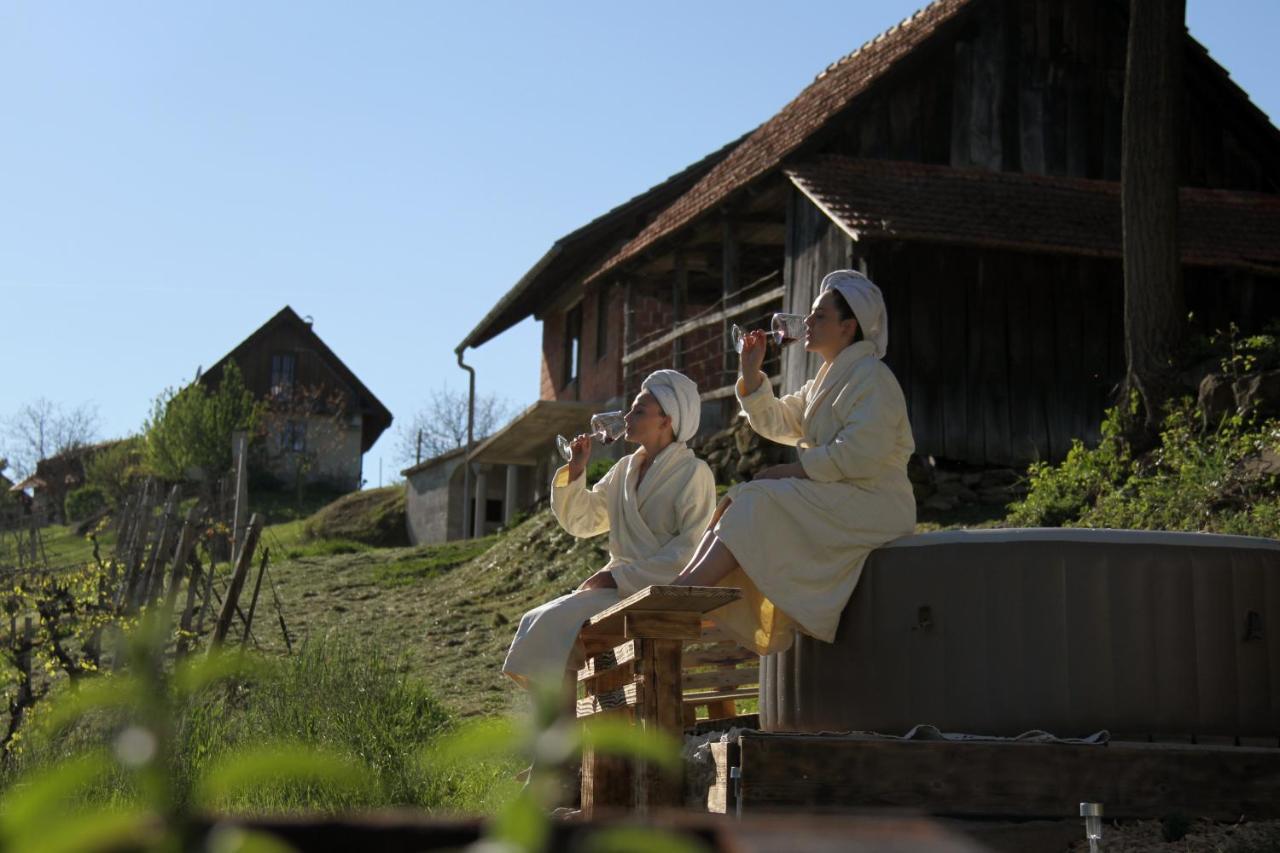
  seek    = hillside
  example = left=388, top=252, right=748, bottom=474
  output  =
left=253, top=507, right=608, bottom=718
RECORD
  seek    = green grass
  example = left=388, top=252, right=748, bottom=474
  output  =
left=0, top=522, right=114, bottom=570
left=6, top=639, right=520, bottom=815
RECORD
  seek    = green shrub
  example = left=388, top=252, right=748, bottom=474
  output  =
left=64, top=484, right=108, bottom=522
left=586, top=458, right=613, bottom=486
left=83, top=436, right=145, bottom=507
left=142, top=361, right=262, bottom=482
left=1006, top=395, right=1280, bottom=537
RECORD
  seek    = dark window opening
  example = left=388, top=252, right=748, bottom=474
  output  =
left=280, top=420, right=306, bottom=452
left=562, top=303, right=583, bottom=388
left=271, top=352, right=297, bottom=399
left=485, top=499, right=503, bottom=524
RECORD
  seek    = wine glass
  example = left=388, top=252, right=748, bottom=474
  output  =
left=730, top=313, right=807, bottom=354
left=556, top=410, right=628, bottom=461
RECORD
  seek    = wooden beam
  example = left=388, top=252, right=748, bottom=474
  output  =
left=622, top=286, right=784, bottom=365
left=586, top=585, right=742, bottom=626
left=682, top=664, right=759, bottom=691
left=734, top=735, right=1280, bottom=820
left=623, top=612, right=702, bottom=641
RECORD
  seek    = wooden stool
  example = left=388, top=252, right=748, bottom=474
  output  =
left=576, top=585, right=742, bottom=816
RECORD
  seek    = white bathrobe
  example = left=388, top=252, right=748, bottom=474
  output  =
left=712, top=340, right=917, bottom=655
left=501, top=441, right=716, bottom=687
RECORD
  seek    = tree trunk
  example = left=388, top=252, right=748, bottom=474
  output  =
left=1121, top=0, right=1187, bottom=433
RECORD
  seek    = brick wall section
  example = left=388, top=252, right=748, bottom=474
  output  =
left=540, top=284, right=625, bottom=403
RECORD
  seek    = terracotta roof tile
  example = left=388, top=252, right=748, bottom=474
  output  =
left=787, top=156, right=1280, bottom=273
left=583, top=0, right=973, bottom=283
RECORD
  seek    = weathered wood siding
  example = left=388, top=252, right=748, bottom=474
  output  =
left=784, top=190, right=1272, bottom=466
left=828, top=0, right=1280, bottom=191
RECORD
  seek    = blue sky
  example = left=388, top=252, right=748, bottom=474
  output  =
left=2, top=1, right=1276, bottom=486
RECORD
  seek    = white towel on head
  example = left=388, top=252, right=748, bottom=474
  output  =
left=640, top=369, right=701, bottom=443
left=820, top=269, right=888, bottom=359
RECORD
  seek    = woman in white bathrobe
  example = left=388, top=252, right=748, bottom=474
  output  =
left=502, top=370, right=717, bottom=689
left=673, top=270, right=916, bottom=655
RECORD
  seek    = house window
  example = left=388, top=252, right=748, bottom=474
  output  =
left=562, top=303, right=582, bottom=388
left=595, top=288, right=609, bottom=360
left=271, top=353, right=297, bottom=399
left=485, top=499, right=503, bottom=524
left=280, top=420, right=306, bottom=452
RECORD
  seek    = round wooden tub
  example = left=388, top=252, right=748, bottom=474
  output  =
left=758, top=528, right=1280, bottom=739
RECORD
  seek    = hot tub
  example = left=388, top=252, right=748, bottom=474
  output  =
left=759, top=528, right=1280, bottom=739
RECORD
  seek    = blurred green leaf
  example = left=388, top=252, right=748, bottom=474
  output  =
left=9, top=805, right=155, bottom=853
left=172, top=649, right=261, bottom=697
left=194, top=745, right=375, bottom=807
left=581, top=718, right=680, bottom=770
left=487, top=789, right=549, bottom=852
left=205, top=824, right=297, bottom=853
left=425, top=717, right=523, bottom=767
left=0, top=751, right=114, bottom=839
left=40, top=675, right=145, bottom=735
left=583, top=827, right=710, bottom=853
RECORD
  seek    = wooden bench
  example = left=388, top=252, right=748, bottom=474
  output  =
left=575, top=584, right=746, bottom=815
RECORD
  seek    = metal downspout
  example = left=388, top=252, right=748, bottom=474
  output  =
left=455, top=348, right=476, bottom=538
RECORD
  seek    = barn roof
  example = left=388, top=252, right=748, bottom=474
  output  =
left=202, top=306, right=393, bottom=453
left=583, top=0, right=1280, bottom=284
left=787, top=156, right=1280, bottom=274
left=456, top=134, right=745, bottom=352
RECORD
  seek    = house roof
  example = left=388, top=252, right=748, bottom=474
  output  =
left=787, top=156, right=1280, bottom=274
left=456, top=134, right=746, bottom=352
left=467, top=399, right=598, bottom=466
left=583, top=0, right=1280, bottom=285
left=202, top=306, right=393, bottom=453
left=583, top=0, right=974, bottom=284
left=399, top=444, right=468, bottom=478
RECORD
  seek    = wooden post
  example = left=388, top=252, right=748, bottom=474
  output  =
left=161, top=504, right=203, bottom=612
left=210, top=513, right=262, bottom=649
left=672, top=251, right=687, bottom=370
left=177, top=553, right=202, bottom=655
left=231, top=431, right=249, bottom=563
left=137, top=485, right=180, bottom=607
left=721, top=217, right=739, bottom=385
left=472, top=465, right=488, bottom=538
left=241, top=548, right=270, bottom=648
left=632, top=637, right=684, bottom=814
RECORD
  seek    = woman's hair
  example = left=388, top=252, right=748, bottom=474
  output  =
left=828, top=288, right=866, bottom=343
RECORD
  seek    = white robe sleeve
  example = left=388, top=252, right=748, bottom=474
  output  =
left=610, top=463, right=717, bottom=596
left=735, top=372, right=810, bottom=447
left=798, top=363, right=901, bottom=483
left=550, top=462, right=617, bottom=538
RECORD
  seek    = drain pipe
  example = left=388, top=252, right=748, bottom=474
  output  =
left=456, top=347, right=476, bottom=538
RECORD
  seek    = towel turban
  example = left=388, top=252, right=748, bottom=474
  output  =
left=820, top=269, right=888, bottom=358
left=640, top=369, right=701, bottom=443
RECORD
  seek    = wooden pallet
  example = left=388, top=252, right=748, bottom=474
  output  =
left=576, top=584, right=743, bottom=816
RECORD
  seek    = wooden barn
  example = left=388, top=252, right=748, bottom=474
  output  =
left=201, top=306, right=392, bottom=492
left=582, top=0, right=1280, bottom=466
left=458, top=0, right=1280, bottom=490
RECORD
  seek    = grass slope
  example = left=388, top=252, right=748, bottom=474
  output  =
left=252, top=508, right=607, bottom=718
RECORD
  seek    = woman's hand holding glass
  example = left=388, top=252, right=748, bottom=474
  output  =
left=564, top=433, right=593, bottom=481
left=739, top=329, right=770, bottom=394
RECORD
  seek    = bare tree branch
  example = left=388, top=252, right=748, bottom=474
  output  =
left=1, top=399, right=101, bottom=479
left=394, top=386, right=514, bottom=469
